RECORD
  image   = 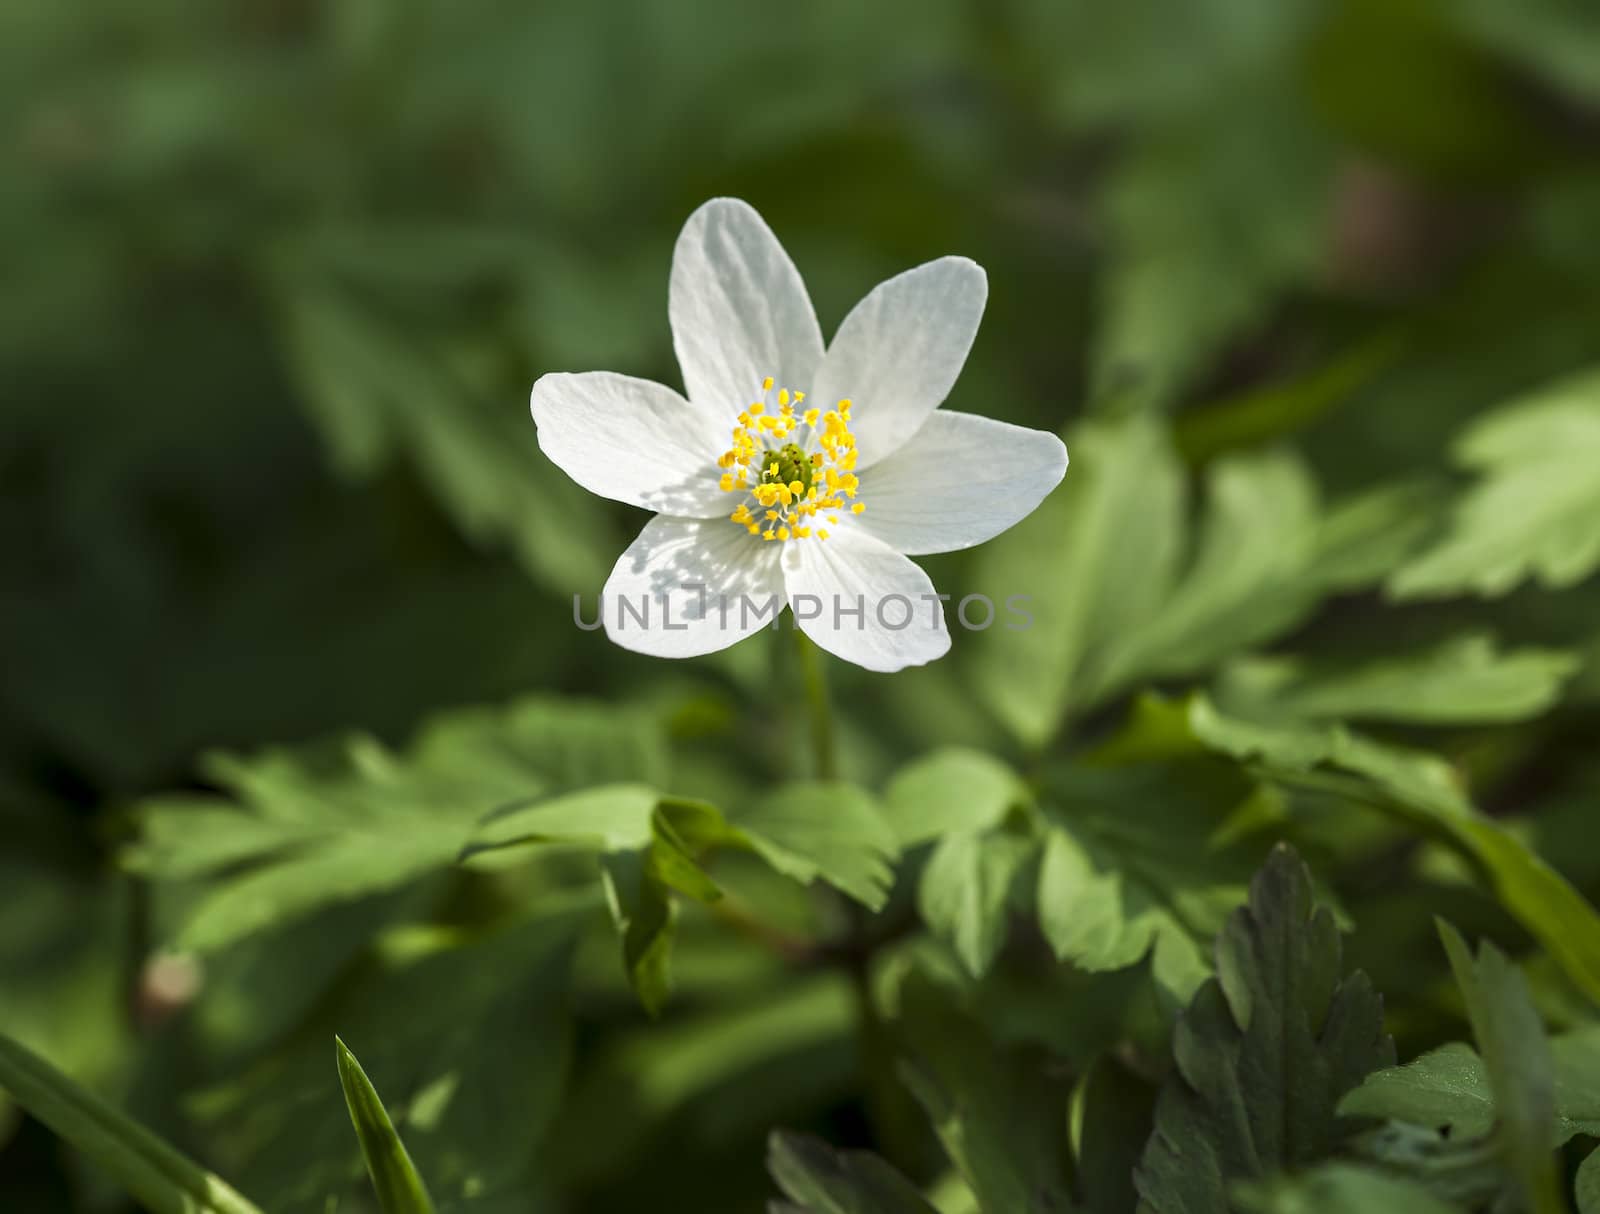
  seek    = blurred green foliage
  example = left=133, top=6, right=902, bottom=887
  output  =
left=6, top=0, right=1600, bottom=1211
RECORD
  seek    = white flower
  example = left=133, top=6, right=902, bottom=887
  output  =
left=530, top=198, right=1068, bottom=673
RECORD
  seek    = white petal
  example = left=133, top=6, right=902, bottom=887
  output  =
left=809, top=257, right=987, bottom=469
left=670, top=198, right=824, bottom=414
left=858, top=411, right=1069, bottom=555
left=602, top=515, right=785, bottom=659
left=781, top=528, right=951, bottom=673
left=531, top=372, right=728, bottom=517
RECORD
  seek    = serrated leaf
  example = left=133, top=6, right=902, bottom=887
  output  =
left=1036, top=763, right=1258, bottom=1004
left=0, top=1032, right=262, bottom=1214
left=1233, top=1164, right=1463, bottom=1214
left=1390, top=366, right=1600, bottom=598
left=733, top=781, right=900, bottom=911
left=128, top=697, right=666, bottom=952
left=767, top=1131, right=938, bottom=1214
left=335, top=1037, right=437, bottom=1214
left=1215, top=634, right=1580, bottom=725
left=1134, top=846, right=1394, bottom=1214
left=1437, top=921, right=1562, bottom=1214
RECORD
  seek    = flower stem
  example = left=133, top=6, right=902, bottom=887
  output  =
left=788, top=628, right=918, bottom=1162
left=793, top=629, right=837, bottom=782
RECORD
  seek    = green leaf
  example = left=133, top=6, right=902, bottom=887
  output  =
left=1340, top=1042, right=1497, bottom=1139
left=1091, top=85, right=1333, bottom=410
left=733, top=781, right=900, bottom=912
left=552, top=975, right=858, bottom=1187
left=274, top=281, right=612, bottom=592
left=1035, top=763, right=1258, bottom=1004
left=1437, top=921, right=1562, bottom=1214
left=1456, top=0, right=1600, bottom=105
left=1134, top=846, right=1394, bottom=1214
left=335, top=1037, right=437, bottom=1214
left=466, top=784, right=728, bottom=1015
left=466, top=783, right=664, bottom=855
left=973, top=416, right=1426, bottom=748
left=1341, top=1030, right=1600, bottom=1144
left=1579, top=1146, right=1600, bottom=1214
left=1127, top=692, right=1600, bottom=1007
left=604, top=848, right=681, bottom=1018
left=208, top=911, right=580, bottom=1213
left=1104, top=450, right=1322, bottom=685
left=882, top=748, right=1030, bottom=848
left=1175, top=330, right=1409, bottom=463
left=1215, top=634, right=1580, bottom=725
left=897, top=988, right=1075, bottom=1214
left=128, top=697, right=666, bottom=952
left=1233, top=1164, right=1464, bottom=1214
left=1390, top=366, right=1600, bottom=598
left=917, top=828, right=1036, bottom=978
left=767, top=1131, right=938, bottom=1214
left=1098, top=458, right=1430, bottom=694
left=0, top=1031, right=262, bottom=1214
left=1076, top=1054, right=1156, bottom=1214
left=972, top=415, right=1183, bottom=748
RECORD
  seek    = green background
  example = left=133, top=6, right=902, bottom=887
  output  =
left=5, top=0, right=1600, bottom=1211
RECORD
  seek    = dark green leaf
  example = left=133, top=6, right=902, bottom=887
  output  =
left=1134, top=846, right=1394, bottom=1214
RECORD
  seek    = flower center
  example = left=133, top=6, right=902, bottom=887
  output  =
left=718, top=375, right=866, bottom=542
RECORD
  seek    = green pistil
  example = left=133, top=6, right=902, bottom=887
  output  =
left=761, top=443, right=816, bottom=495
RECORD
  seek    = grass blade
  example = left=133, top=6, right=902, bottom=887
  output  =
left=335, top=1036, right=437, bottom=1214
left=0, top=1032, right=261, bottom=1214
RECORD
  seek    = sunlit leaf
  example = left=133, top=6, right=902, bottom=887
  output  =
left=1390, top=366, right=1600, bottom=598
left=126, top=698, right=666, bottom=952
left=917, top=828, right=1036, bottom=979
left=882, top=748, right=1030, bottom=848
left=733, top=781, right=900, bottom=912
left=1215, top=634, right=1580, bottom=725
